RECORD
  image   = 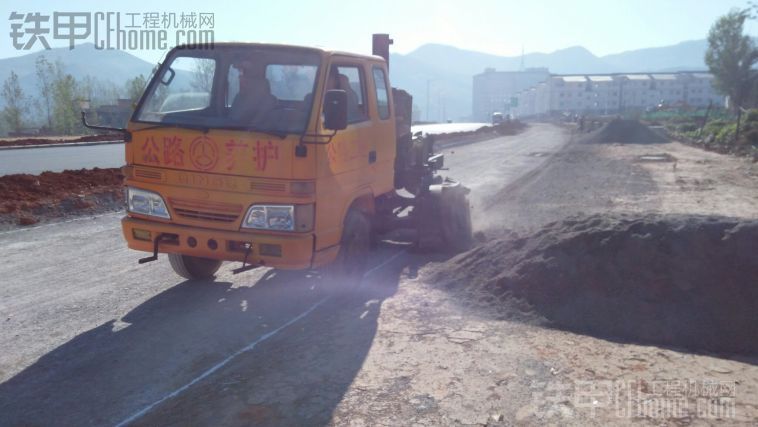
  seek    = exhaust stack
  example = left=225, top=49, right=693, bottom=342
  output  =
left=372, top=34, right=393, bottom=69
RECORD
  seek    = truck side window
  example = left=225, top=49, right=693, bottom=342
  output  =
left=372, top=67, right=390, bottom=120
left=329, top=66, right=368, bottom=123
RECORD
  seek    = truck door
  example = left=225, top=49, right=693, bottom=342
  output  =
left=368, top=64, right=395, bottom=193
left=320, top=63, right=373, bottom=187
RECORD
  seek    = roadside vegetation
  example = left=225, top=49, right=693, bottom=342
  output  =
left=644, top=108, right=758, bottom=158
left=0, top=56, right=147, bottom=137
left=641, top=5, right=758, bottom=158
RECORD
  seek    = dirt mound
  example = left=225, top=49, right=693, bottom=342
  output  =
left=581, top=119, right=669, bottom=144
left=430, top=214, right=758, bottom=355
left=0, top=168, right=124, bottom=227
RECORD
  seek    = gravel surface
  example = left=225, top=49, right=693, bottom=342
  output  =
left=2, top=122, right=758, bottom=426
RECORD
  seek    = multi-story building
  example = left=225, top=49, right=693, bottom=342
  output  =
left=510, top=72, right=725, bottom=118
left=472, top=67, right=551, bottom=121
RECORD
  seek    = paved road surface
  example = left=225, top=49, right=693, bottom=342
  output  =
left=0, top=143, right=124, bottom=175
left=0, top=122, right=489, bottom=176
left=0, top=124, right=569, bottom=426
left=411, top=122, right=489, bottom=135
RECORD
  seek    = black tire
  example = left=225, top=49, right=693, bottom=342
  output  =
left=168, top=253, right=222, bottom=280
left=326, top=209, right=371, bottom=293
left=439, top=190, right=473, bottom=253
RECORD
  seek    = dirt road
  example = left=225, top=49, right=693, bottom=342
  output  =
left=2, top=122, right=757, bottom=426
left=0, top=124, right=567, bottom=426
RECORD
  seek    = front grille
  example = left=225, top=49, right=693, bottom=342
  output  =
left=135, top=168, right=164, bottom=181
left=169, top=198, right=242, bottom=223
left=173, top=208, right=239, bottom=222
left=250, top=181, right=286, bottom=192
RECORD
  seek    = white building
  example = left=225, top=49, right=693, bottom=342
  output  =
left=472, top=67, right=551, bottom=121
left=511, top=72, right=725, bottom=118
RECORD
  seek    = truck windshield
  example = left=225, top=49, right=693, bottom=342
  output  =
left=134, top=46, right=321, bottom=135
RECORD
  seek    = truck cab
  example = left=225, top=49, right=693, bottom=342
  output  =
left=115, top=37, right=471, bottom=282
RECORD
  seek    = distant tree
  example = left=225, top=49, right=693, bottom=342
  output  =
left=35, top=55, right=55, bottom=130
left=78, top=76, right=120, bottom=107
left=101, top=81, right=122, bottom=103
left=51, top=64, right=81, bottom=135
left=78, top=75, right=96, bottom=103
left=190, top=59, right=215, bottom=92
left=76, top=75, right=100, bottom=130
left=1, top=71, right=29, bottom=134
left=125, top=74, right=147, bottom=104
left=705, top=8, right=758, bottom=110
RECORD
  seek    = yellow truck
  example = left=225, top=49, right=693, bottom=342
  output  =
left=83, top=34, right=472, bottom=286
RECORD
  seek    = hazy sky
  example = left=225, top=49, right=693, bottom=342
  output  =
left=2, top=0, right=756, bottom=63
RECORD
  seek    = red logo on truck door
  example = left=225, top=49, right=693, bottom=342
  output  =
left=141, top=137, right=160, bottom=165
left=139, top=136, right=278, bottom=172
left=222, top=139, right=278, bottom=172
left=252, top=140, right=279, bottom=171
left=224, top=140, right=248, bottom=171
left=189, top=136, right=219, bottom=171
left=163, top=136, right=185, bottom=167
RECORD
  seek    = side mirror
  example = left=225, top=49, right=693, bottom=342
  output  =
left=323, top=89, right=347, bottom=131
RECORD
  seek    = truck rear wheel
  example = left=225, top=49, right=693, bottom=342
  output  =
left=168, top=253, right=222, bottom=280
left=327, top=209, right=371, bottom=293
left=438, top=190, right=473, bottom=253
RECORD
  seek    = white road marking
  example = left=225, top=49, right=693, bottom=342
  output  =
left=114, top=296, right=329, bottom=427
left=114, top=248, right=408, bottom=426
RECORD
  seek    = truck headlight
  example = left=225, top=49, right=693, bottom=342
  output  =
left=127, top=187, right=171, bottom=219
left=242, top=204, right=314, bottom=232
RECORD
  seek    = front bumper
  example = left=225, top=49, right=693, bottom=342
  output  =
left=122, top=216, right=323, bottom=270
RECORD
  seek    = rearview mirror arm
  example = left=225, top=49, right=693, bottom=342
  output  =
left=80, top=111, right=129, bottom=135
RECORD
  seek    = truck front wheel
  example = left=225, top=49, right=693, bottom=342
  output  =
left=326, top=209, right=371, bottom=293
left=168, top=253, right=222, bottom=280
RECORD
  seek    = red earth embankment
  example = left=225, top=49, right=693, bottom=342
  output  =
left=0, top=168, right=123, bottom=227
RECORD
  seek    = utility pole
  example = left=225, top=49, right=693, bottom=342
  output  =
left=439, top=92, right=446, bottom=122
left=426, top=79, right=431, bottom=122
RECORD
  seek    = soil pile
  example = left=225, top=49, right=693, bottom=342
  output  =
left=581, top=119, right=669, bottom=144
left=0, top=168, right=123, bottom=226
left=491, top=120, right=528, bottom=136
left=430, top=214, right=758, bottom=355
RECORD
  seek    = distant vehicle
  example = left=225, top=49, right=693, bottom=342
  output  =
left=492, top=112, right=504, bottom=125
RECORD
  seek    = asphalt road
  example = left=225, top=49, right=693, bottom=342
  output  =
left=0, top=143, right=125, bottom=175
left=411, top=122, right=489, bottom=135
left=0, top=121, right=485, bottom=176
left=0, top=124, right=569, bottom=426
left=0, top=123, right=487, bottom=176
